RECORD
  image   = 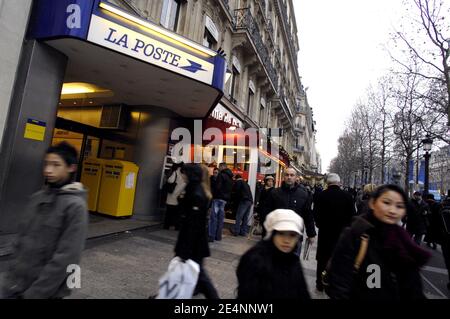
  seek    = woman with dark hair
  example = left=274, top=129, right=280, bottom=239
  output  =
left=326, top=184, right=431, bottom=300
left=174, top=164, right=219, bottom=299
left=236, top=209, right=311, bottom=299
left=164, top=162, right=185, bottom=230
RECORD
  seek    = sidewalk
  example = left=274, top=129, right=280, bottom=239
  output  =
left=62, top=227, right=327, bottom=299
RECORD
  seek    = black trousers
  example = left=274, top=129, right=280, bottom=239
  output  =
left=194, top=261, right=219, bottom=299
left=316, top=256, right=328, bottom=287
left=164, top=205, right=180, bottom=229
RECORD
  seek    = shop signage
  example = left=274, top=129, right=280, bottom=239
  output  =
left=210, top=104, right=242, bottom=128
left=87, top=15, right=215, bottom=85
left=24, top=119, right=46, bottom=141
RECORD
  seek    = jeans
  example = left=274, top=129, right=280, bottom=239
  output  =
left=233, top=200, right=252, bottom=236
left=208, top=199, right=226, bottom=241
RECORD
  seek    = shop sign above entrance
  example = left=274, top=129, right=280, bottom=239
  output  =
left=27, top=0, right=225, bottom=90
left=88, top=15, right=214, bottom=85
left=210, top=104, right=242, bottom=128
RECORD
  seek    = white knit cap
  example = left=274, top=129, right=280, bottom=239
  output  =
left=326, top=173, right=341, bottom=184
left=263, top=209, right=304, bottom=240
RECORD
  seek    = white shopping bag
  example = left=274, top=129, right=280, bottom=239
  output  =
left=156, top=256, right=200, bottom=299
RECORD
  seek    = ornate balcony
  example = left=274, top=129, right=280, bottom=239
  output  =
left=234, top=8, right=279, bottom=90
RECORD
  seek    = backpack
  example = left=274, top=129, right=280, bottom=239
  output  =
left=321, top=233, right=370, bottom=293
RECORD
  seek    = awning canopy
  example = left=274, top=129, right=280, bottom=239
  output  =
left=28, top=0, right=226, bottom=118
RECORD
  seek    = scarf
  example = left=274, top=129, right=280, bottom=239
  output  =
left=367, top=212, right=431, bottom=271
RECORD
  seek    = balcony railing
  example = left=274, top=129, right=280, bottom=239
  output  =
left=234, top=8, right=279, bottom=89
left=278, top=1, right=298, bottom=69
left=220, top=0, right=230, bottom=12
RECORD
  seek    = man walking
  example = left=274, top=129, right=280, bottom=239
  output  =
left=208, top=162, right=233, bottom=242
left=230, top=175, right=253, bottom=236
left=407, top=191, right=429, bottom=245
left=313, top=173, right=355, bottom=292
left=1, top=142, right=88, bottom=299
left=262, top=168, right=316, bottom=254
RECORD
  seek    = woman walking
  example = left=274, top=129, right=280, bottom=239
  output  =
left=174, top=164, right=219, bottom=299
left=326, top=184, right=431, bottom=300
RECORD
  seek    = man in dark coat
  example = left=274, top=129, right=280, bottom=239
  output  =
left=313, top=173, right=355, bottom=292
left=230, top=175, right=254, bottom=236
left=406, top=191, right=430, bottom=245
left=437, top=194, right=450, bottom=290
left=208, top=162, right=233, bottom=242
left=262, top=167, right=316, bottom=254
left=424, top=194, right=441, bottom=249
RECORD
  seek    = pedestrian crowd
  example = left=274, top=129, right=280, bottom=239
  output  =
left=2, top=148, right=450, bottom=300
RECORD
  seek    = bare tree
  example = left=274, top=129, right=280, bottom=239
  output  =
left=389, top=0, right=450, bottom=127
left=367, top=76, right=395, bottom=183
left=390, top=69, right=428, bottom=194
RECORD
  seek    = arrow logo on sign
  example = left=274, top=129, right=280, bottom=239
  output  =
left=179, top=60, right=207, bottom=73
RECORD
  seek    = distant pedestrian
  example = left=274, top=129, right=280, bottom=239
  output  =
left=326, top=185, right=431, bottom=300
left=208, top=163, right=233, bottom=242
left=424, top=194, right=441, bottom=249
left=230, top=175, right=253, bottom=236
left=406, top=191, right=430, bottom=245
left=164, top=162, right=186, bottom=230
left=356, top=183, right=377, bottom=215
left=262, top=167, right=316, bottom=256
left=1, top=142, right=88, bottom=299
left=256, top=175, right=275, bottom=238
left=174, top=164, right=219, bottom=299
left=313, top=173, right=355, bottom=292
left=236, top=209, right=311, bottom=299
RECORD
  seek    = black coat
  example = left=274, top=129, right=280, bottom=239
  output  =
left=256, top=187, right=274, bottom=216
left=232, top=179, right=253, bottom=204
left=236, top=240, right=311, bottom=299
left=424, top=199, right=443, bottom=244
left=174, top=183, right=210, bottom=263
left=262, top=183, right=316, bottom=238
left=327, top=213, right=428, bottom=300
left=313, top=185, right=355, bottom=263
left=212, top=169, right=234, bottom=201
left=406, top=199, right=429, bottom=235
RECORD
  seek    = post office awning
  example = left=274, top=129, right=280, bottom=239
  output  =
left=28, top=0, right=226, bottom=118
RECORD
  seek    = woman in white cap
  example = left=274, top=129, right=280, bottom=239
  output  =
left=236, top=209, right=311, bottom=299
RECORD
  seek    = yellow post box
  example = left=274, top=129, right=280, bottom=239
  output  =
left=80, top=158, right=105, bottom=212
left=97, top=160, right=139, bottom=217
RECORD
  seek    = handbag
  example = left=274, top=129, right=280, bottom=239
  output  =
left=165, top=171, right=178, bottom=194
left=156, top=257, right=200, bottom=299
left=321, top=233, right=370, bottom=290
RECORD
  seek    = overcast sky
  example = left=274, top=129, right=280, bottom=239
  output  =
left=293, top=0, right=404, bottom=173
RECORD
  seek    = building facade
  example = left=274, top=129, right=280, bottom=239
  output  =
left=0, top=0, right=319, bottom=234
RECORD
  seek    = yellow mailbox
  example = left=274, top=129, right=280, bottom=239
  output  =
left=97, top=160, right=139, bottom=217
left=80, top=158, right=105, bottom=212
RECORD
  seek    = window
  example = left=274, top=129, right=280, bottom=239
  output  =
left=259, top=103, right=265, bottom=126
left=229, top=67, right=239, bottom=101
left=247, top=90, right=254, bottom=114
left=203, top=29, right=217, bottom=49
left=161, top=0, right=181, bottom=31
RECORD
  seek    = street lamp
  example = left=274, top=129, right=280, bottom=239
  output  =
left=422, top=135, right=433, bottom=195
